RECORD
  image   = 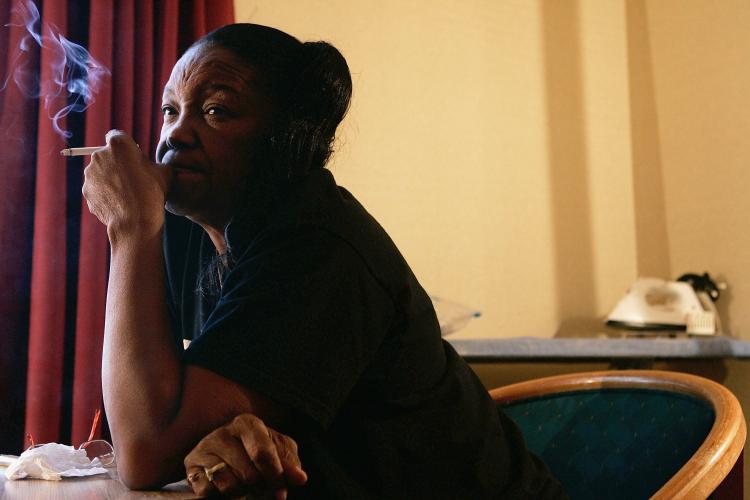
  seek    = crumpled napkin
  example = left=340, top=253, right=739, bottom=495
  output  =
left=4, top=443, right=108, bottom=480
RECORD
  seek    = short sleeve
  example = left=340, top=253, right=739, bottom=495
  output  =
left=182, top=224, right=395, bottom=429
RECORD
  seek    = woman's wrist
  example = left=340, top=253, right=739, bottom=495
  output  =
left=107, top=215, right=165, bottom=248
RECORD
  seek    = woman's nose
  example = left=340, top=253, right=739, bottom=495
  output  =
left=163, top=112, right=198, bottom=149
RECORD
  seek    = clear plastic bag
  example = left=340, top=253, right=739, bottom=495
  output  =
left=430, top=296, right=481, bottom=336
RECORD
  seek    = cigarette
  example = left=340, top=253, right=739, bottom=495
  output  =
left=60, top=146, right=105, bottom=156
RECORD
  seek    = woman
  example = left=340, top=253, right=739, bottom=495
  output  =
left=83, top=24, right=564, bottom=499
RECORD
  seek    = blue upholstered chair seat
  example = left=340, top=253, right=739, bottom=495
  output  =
left=501, top=389, right=715, bottom=499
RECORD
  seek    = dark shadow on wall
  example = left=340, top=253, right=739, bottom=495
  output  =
left=540, top=0, right=596, bottom=322
left=714, top=272, right=734, bottom=336
left=625, top=0, right=672, bottom=279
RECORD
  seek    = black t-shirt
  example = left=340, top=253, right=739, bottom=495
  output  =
left=164, top=169, right=565, bottom=499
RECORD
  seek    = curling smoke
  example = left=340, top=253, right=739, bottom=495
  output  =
left=2, top=0, right=109, bottom=139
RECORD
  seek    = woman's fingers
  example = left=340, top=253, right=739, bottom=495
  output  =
left=207, top=464, right=247, bottom=498
left=81, top=130, right=173, bottom=238
left=104, top=129, right=174, bottom=193
left=105, top=129, right=135, bottom=147
left=184, top=426, right=268, bottom=498
left=185, top=453, right=244, bottom=498
left=185, top=467, right=210, bottom=497
left=186, top=464, right=247, bottom=498
left=229, top=414, right=285, bottom=488
left=208, top=428, right=260, bottom=484
left=184, top=414, right=307, bottom=498
left=185, top=450, right=221, bottom=497
left=272, top=432, right=308, bottom=486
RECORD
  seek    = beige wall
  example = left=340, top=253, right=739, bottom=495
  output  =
left=642, top=0, right=750, bottom=337
left=234, top=0, right=638, bottom=339
left=234, top=0, right=747, bottom=340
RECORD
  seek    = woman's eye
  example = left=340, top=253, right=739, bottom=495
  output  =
left=205, top=106, right=227, bottom=116
left=161, top=105, right=177, bottom=117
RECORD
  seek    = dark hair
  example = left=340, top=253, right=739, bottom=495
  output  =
left=194, top=24, right=352, bottom=180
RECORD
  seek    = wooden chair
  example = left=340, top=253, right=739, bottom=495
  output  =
left=490, top=370, right=746, bottom=499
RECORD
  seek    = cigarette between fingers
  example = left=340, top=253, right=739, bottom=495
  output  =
left=60, top=146, right=105, bottom=156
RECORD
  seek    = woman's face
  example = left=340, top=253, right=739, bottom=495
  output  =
left=156, top=44, right=273, bottom=228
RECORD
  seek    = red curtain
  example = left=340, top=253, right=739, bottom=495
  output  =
left=0, top=0, right=233, bottom=452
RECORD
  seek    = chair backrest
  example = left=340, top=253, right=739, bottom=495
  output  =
left=490, top=370, right=746, bottom=499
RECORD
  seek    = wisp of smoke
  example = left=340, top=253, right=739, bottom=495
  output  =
left=2, top=0, right=109, bottom=139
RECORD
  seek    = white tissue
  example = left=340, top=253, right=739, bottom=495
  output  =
left=5, top=443, right=108, bottom=480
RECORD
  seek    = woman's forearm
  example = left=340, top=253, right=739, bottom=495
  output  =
left=80, top=133, right=265, bottom=488
left=101, top=225, right=185, bottom=484
left=99, top=224, right=280, bottom=489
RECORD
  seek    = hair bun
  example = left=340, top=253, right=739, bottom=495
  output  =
left=272, top=40, right=351, bottom=177
left=296, top=41, right=352, bottom=130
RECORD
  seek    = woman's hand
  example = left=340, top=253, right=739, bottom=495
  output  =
left=82, top=130, right=173, bottom=242
left=184, top=413, right=308, bottom=499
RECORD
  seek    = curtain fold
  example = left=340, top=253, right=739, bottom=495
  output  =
left=0, top=0, right=38, bottom=453
left=0, top=0, right=234, bottom=452
left=25, top=0, right=70, bottom=446
left=70, top=0, right=115, bottom=446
